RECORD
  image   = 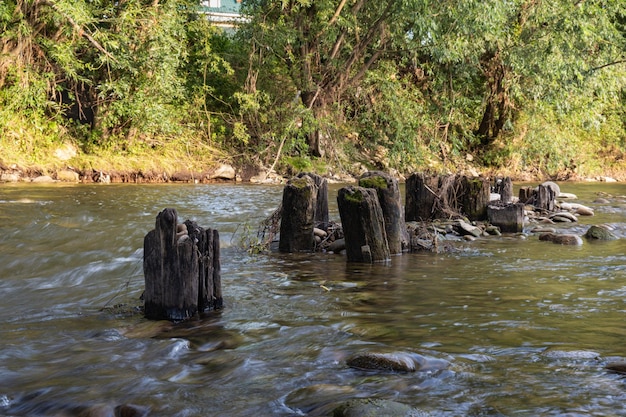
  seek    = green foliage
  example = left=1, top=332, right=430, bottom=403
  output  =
left=0, top=0, right=624, bottom=179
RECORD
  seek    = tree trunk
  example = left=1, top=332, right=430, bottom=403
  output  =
left=359, top=171, right=407, bottom=254
left=279, top=175, right=317, bottom=252
left=301, top=90, right=324, bottom=157
left=337, top=186, right=390, bottom=263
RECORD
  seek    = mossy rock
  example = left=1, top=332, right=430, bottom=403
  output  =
left=584, top=225, right=618, bottom=241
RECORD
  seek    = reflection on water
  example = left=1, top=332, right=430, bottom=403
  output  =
left=0, top=182, right=625, bottom=416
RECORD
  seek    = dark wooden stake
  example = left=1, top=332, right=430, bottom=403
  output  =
left=359, top=171, right=407, bottom=254
left=536, top=184, right=556, bottom=211
left=279, top=175, right=317, bottom=252
left=493, top=177, right=513, bottom=203
left=337, top=186, right=390, bottom=263
left=297, top=172, right=329, bottom=227
left=518, top=186, right=534, bottom=204
left=459, top=176, right=490, bottom=221
left=143, top=208, right=222, bottom=321
left=185, top=220, right=223, bottom=311
left=143, top=208, right=199, bottom=321
left=487, top=203, right=525, bottom=233
left=405, top=173, right=441, bottom=221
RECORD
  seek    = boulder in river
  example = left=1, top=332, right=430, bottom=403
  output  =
left=584, top=225, right=618, bottom=241
left=538, top=232, right=583, bottom=245
left=453, top=220, right=482, bottom=238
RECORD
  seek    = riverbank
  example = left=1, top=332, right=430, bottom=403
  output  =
left=1, top=160, right=623, bottom=185
left=1, top=140, right=624, bottom=184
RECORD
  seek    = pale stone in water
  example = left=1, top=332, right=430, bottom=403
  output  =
left=32, top=175, right=55, bottom=183
left=57, top=169, right=79, bottom=182
left=313, top=227, right=327, bottom=237
left=541, top=181, right=560, bottom=196
left=207, top=163, right=236, bottom=180
left=573, top=205, right=594, bottom=216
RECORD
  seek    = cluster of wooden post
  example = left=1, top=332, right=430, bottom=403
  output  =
left=279, top=171, right=540, bottom=263
left=143, top=208, right=222, bottom=321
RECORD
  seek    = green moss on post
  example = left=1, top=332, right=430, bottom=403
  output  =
left=343, top=188, right=364, bottom=204
left=359, top=175, right=388, bottom=190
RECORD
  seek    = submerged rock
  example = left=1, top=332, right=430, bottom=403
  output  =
left=584, top=225, right=618, bottom=241
left=453, top=220, right=482, bottom=238
left=346, top=352, right=418, bottom=372
left=605, top=362, right=626, bottom=375
left=332, top=398, right=429, bottom=417
left=538, top=232, right=583, bottom=246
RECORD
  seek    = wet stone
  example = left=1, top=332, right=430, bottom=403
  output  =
left=584, top=225, right=618, bottom=241
left=332, top=398, right=429, bottom=417
left=538, top=232, right=583, bottom=246
left=346, top=352, right=418, bottom=372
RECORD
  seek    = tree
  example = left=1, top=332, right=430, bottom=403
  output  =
left=240, top=0, right=424, bottom=157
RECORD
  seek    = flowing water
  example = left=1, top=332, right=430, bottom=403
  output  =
left=0, top=182, right=625, bottom=416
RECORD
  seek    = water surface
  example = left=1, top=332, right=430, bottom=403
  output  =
left=0, top=182, right=625, bottom=416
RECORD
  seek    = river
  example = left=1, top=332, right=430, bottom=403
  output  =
left=0, top=182, right=625, bottom=416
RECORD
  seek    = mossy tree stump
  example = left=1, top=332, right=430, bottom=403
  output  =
left=143, top=208, right=222, bottom=321
left=359, top=171, right=407, bottom=254
left=279, top=175, right=317, bottom=252
left=337, top=186, right=390, bottom=263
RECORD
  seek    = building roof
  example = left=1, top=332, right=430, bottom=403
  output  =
left=199, top=0, right=242, bottom=15
left=199, top=0, right=244, bottom=28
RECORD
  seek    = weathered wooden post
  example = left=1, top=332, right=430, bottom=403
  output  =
left=459, top=176, right=490, bottom=221
left=359, top=171, right=407, bottom=254
left=297, top=172, right=329, bottom=227
left=518, top=186, right=534, bottom=203
left=184, top=220, right=223, bottom=311
left=279, top=175, right=317, bottom=252
left=536, top=184, right=556, bottom=211
left=405, top=173, right=441, bottom=221
left=493, top=177, right=513, bottom=203
left=143, top=209, right=222, bottom=321
left=337, top=186, right=390, bottom=263
left=487, top=203, right=525, bottom=233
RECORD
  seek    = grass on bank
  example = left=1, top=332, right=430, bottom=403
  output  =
left=1, top=109, right=624, bottom=182
left=0, top=113, right=225, bottom=177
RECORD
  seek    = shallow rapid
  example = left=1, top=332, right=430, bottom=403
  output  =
left=0, top=182, right=625, bottom=416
